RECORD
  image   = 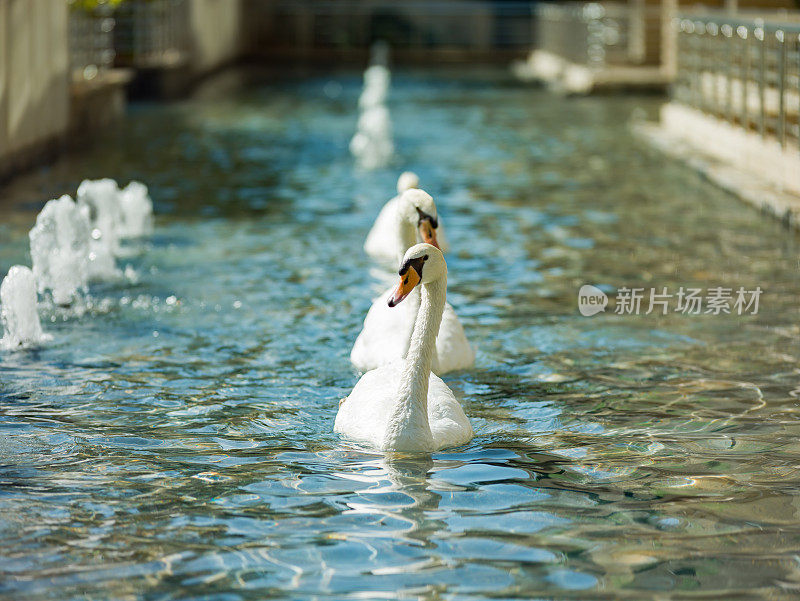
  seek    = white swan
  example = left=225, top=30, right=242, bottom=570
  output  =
left=336, top=244, right=474, bottom=452
left=364, top=172, right=449, bottom=264
left=352, top=189, right=474, bottom=374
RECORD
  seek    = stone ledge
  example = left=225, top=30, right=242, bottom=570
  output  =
left=634, top=116, right=800, bottom=231
left=70, top=68, right=133, bottom=98
left=513, top=50, right=668, bottom=94
left=69, top=68, right=133, bottom=139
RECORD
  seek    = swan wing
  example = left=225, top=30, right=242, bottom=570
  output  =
left=335, top=362, right=402, bottom=447
left=336, top=365, right=473, bottom=451
left=350, top=287, right=416, bottom=372
left=364, top=197, right=402, bottom=263
left=427, top=372, right=474, bottom=449
left=433, top=302, right=475, bottom=374
left=352, top=296, right=474, bottom=375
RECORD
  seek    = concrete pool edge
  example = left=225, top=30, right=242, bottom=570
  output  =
left=633, top=118, right=800, bottom=233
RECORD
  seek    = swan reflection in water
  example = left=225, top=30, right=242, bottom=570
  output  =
left=335, top=451, right=443, bottom=544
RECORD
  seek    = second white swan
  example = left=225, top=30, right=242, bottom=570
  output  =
left=352, top=188, right=474, bottom=375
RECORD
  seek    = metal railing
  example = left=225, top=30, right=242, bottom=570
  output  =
left=535, top=2, right=633, bottom=68
left=67, top=1, right=116, bottom=81
left=674, top=12, right=800, bottom=152
left=113, top=0, right=190, bottom=68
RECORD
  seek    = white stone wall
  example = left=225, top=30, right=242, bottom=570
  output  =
left=0, top=0, right=245, bottom=175
left=189, top=0, right=243, bottom=73
left=0, top=0, right=69, bottom=167
left=0, top=0, right=7, bottom=158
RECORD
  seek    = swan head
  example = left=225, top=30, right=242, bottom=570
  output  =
left=397, top=189, right=439, bottom=249
left=388, top=243, right=446, bottom=307
left=397, top=171, right=419, bottom=194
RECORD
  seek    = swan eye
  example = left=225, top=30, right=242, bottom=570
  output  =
left=423, top=255, right=429, bottom=261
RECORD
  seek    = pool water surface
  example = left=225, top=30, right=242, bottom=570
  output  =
left=1, top=68, right=800, bottom=600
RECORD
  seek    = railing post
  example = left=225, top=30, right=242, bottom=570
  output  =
left=675, top=20, right=684, bottom=103
left=585, top=3, right=606, bottom=69
left=756, top=24, right=765, bottom=139
left=741, top=25, right=749, bottom=133
left=697, top=24, right=703, bottom=108
left=706, top=21, right=717, bottom=116
left=725, top=23, right=733, bottom=124
left=716, top=24, right=723, bottom=117
left=692, top=23, right=702, bottom=111
left=777, top=29, right=786, bottom=148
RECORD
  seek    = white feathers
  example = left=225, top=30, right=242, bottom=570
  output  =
left=338, top=244, right=474, bottom=452
left=335, top=360, right=473, bottom=452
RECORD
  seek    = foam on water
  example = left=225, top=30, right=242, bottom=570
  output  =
left=364, top=64, right=390, bottom=89
left=359, top=65, right=389, bottom=110
left=351, top=104, right=394, bottom=169
left=351, top=63, right=394, bottom=169
left=77, top=178, right=122, bottom=280
left=358, top=83, right=388, bottom=110
left=29, top=195, right=91, bottom=306
left=0, top=266, right=50, bottom=349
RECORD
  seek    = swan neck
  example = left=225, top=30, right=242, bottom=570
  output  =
left=405, top=276, right=446, bottom=383
left=383, top=276, right=446, bottom=450
left=401, top=288, right=422, bottom=357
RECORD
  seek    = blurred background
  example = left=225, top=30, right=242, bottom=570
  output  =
left=2, top=0, right=799, bottom=201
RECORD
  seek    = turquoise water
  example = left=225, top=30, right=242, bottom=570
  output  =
left=1, top=68, right=800, bottom=600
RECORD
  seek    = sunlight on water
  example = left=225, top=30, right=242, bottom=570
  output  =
left=1, top=68, right=800, bottom=600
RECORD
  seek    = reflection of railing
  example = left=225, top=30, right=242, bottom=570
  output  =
left=536, top=2, right=632, bottom=68
left=68, top=3, right=116, bottom=81
left=674, top=12, right=800, bottom=151
left=264, top=0, right=535, bottom=55
left=113, top=0, right=190, bottom=68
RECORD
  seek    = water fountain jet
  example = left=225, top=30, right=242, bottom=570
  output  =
left=351, top=105, right=394, bottom=169
left=118, top=181, right=154, bottom=239
left=29, top=195, right=90, bottom=307
left=77, top=178, right=122, bottom=280
left=1, top=266, right=51, bottom=349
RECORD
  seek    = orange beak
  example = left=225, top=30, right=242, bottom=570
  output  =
left=418, top=220, right=440, bottom=250
left=388, top=266, right=421, bottom=307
